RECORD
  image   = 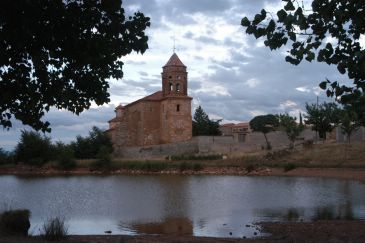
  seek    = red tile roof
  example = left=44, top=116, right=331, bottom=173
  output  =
left=125, top=91, right=164, bottom=107
left=163, top=53, right=186, bottom=67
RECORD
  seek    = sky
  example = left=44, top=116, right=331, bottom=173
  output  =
left=0, top=0, right=360, bottom=151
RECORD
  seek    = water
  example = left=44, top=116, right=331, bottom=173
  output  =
left=0, top=175, right=364, bottom=238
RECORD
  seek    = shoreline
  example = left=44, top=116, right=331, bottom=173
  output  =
left=1, top=166, right=365, bottom=182
left=2, top=220, right=365, bottom=242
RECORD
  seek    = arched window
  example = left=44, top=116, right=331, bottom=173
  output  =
left=176, top=83, right=180, bottom=92
left=176, top=104, right=180, bottom=112
left=169, top=82, right=173, bottom=91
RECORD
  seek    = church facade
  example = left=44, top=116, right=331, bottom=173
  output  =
left=107, top=53, right=192, bottom=150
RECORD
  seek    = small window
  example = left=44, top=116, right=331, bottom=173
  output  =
left=169, top=82, right=173, bottom=91
left=176, top=83, right=180, bottom=92
left=177, top=75, right=181, bottom=79
left=176, top=104, right=180, bottom=112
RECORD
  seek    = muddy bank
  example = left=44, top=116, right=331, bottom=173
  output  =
left=1, top=220, right=364, bottom=242
left=1, top=165, right=365, bottom=183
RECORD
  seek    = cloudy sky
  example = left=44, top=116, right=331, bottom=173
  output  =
left=1, top=0, right=358, bottom=151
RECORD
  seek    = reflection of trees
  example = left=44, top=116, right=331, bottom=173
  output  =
left=120, top=217, right=193, bottom=235
left=257, top=202, right=354, bottom=222
left=312, top=203, right=354, bottom=221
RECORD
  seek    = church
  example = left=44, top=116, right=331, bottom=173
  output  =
left=107, top=53, right=193, bottom=150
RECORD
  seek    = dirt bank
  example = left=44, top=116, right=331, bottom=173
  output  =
left=1, top=220, right=365, bottom=242
left=1, top=165, right=365, bottom=183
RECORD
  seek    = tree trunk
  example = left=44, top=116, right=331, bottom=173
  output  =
left=263, top=133, right=271, bottom=150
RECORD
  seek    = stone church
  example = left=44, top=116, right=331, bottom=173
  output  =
left=107, top=53, right=193, bottom=150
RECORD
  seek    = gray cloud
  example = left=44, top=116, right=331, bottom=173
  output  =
left=1, top=0, right=347, bottom=150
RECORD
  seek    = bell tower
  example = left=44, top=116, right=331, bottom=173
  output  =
left=162, top=53, right=188, bottom=97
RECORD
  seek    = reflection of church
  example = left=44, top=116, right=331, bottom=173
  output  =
left=107, top=53, right=192, bottom=149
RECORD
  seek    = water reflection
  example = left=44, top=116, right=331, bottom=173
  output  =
left=256, top=203, right=355, bottom=222
left=0, top=175, right=364, bottom=237
left=121, top=217, right=193, bottom=235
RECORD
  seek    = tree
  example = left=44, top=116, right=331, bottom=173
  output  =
left=304, top=102, right=340, bottom=141
left=14, top=130, right=53, bottom=165
left=0, top=0, right=150, bottom=132
left=192, top=106, right=222, bottom=136
left=71, top=126, right=113, bottom=159
left=339, top=108, right=361, bottom=144
left=249, top=114, right=279, bottom=149
left=241, top=0, right=365, bottom=107
left=277, top=113, right=304, bottom=148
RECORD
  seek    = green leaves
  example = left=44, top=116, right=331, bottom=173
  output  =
left=241, top=0, right=365, bottom=105
left=192, top=106, right=222, bottom=136
left=0, top=0, right=150, bottom=131
left=277, top=9, right=288, bottom=22
left=241, top=17, right=250, bottom=27
left=284, top=1, right=295, bottom=11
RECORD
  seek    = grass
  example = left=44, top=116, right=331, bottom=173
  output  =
left=171, top=154, right=222, bottom=161
left=42, top=217, right=68, bottom=241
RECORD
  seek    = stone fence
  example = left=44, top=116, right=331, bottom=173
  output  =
left=114, top=129, right=316, bottom=159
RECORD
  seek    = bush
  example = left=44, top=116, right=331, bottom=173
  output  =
left=193, top=163, right=203, bottom=171
left=54, top=143, right=76, bottom=170
left=42, top=217, right=68, bottom=241
left=171, top=154, right=222, bottom=161
left=0, top=209, right=30, bottom=236
left=246, top=164, right=256, bottom=173
left=0, top=148, right=14, bottom=165
left=283, top=163, right=297, bottom=172
left=14, top=130, right=53, bottom=166
left=90, top=146, right=112, bottom=170
left=179, top=162, right=193, bottom=171
left=120, top=161, right=168, bottom=171
left=71, top=127, right=113, bottom=159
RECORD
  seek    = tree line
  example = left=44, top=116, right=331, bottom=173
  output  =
left=0, top=127, right=113, bottom=169
left=250, top=102, right=363, bottom=150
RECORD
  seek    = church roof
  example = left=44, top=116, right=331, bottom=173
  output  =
left=141, top=91, right=164, bottom=101
left=125, top=91, right=164, bottom=108
left=163, top=53, right=186, bottom=67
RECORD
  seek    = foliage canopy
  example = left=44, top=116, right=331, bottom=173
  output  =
left=241, top=0, right=365, bottom=106
left=192, top=106, right=222, bottom=136
left=0, top=0, right=150, bottom=131
left=304, top=102, right=340, bottom=140
left=249, top=114, right=279, bottom=149
left=277, top=113, right=304, bottom=146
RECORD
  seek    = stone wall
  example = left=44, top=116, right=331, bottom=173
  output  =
left=115, top=129, right=316, bottom=159
left=336, top=126, right=365, bottom=143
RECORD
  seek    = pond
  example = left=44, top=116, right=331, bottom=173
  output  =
left=0, top=175, right=364, bottom=238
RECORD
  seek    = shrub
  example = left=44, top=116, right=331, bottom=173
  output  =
left=42, top=217, right=68, bottom=241
left=0, top=148, right=14, bottom=165
left=90, top=146, right=112, bottom=170
left=14, top=130, right=53, bottom=165
left=120, top=161, right=168, bottom=171
left=54, top=143, right=76, bottom=170
left=246, top=164, right=256, bottom=173
left=193, top=163, right=203, bottom=171
left=171, top=154, right=222, bottom=161
left=179, top=162, right=193, bottom=171
left=283, top=163, right=297, bottom=172
left=71, top=127, right=113, bottom=159
left=0, top=209, right=30, bottom=236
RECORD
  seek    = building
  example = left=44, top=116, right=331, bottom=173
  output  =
left=219, top=122, right=250, bottom=142
left=107, top=53, right=192, bottom=150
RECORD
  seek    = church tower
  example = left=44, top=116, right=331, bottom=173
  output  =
left=160, top=53, right=192, bottom=143
left=162, top=53, right=188, bottom=96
